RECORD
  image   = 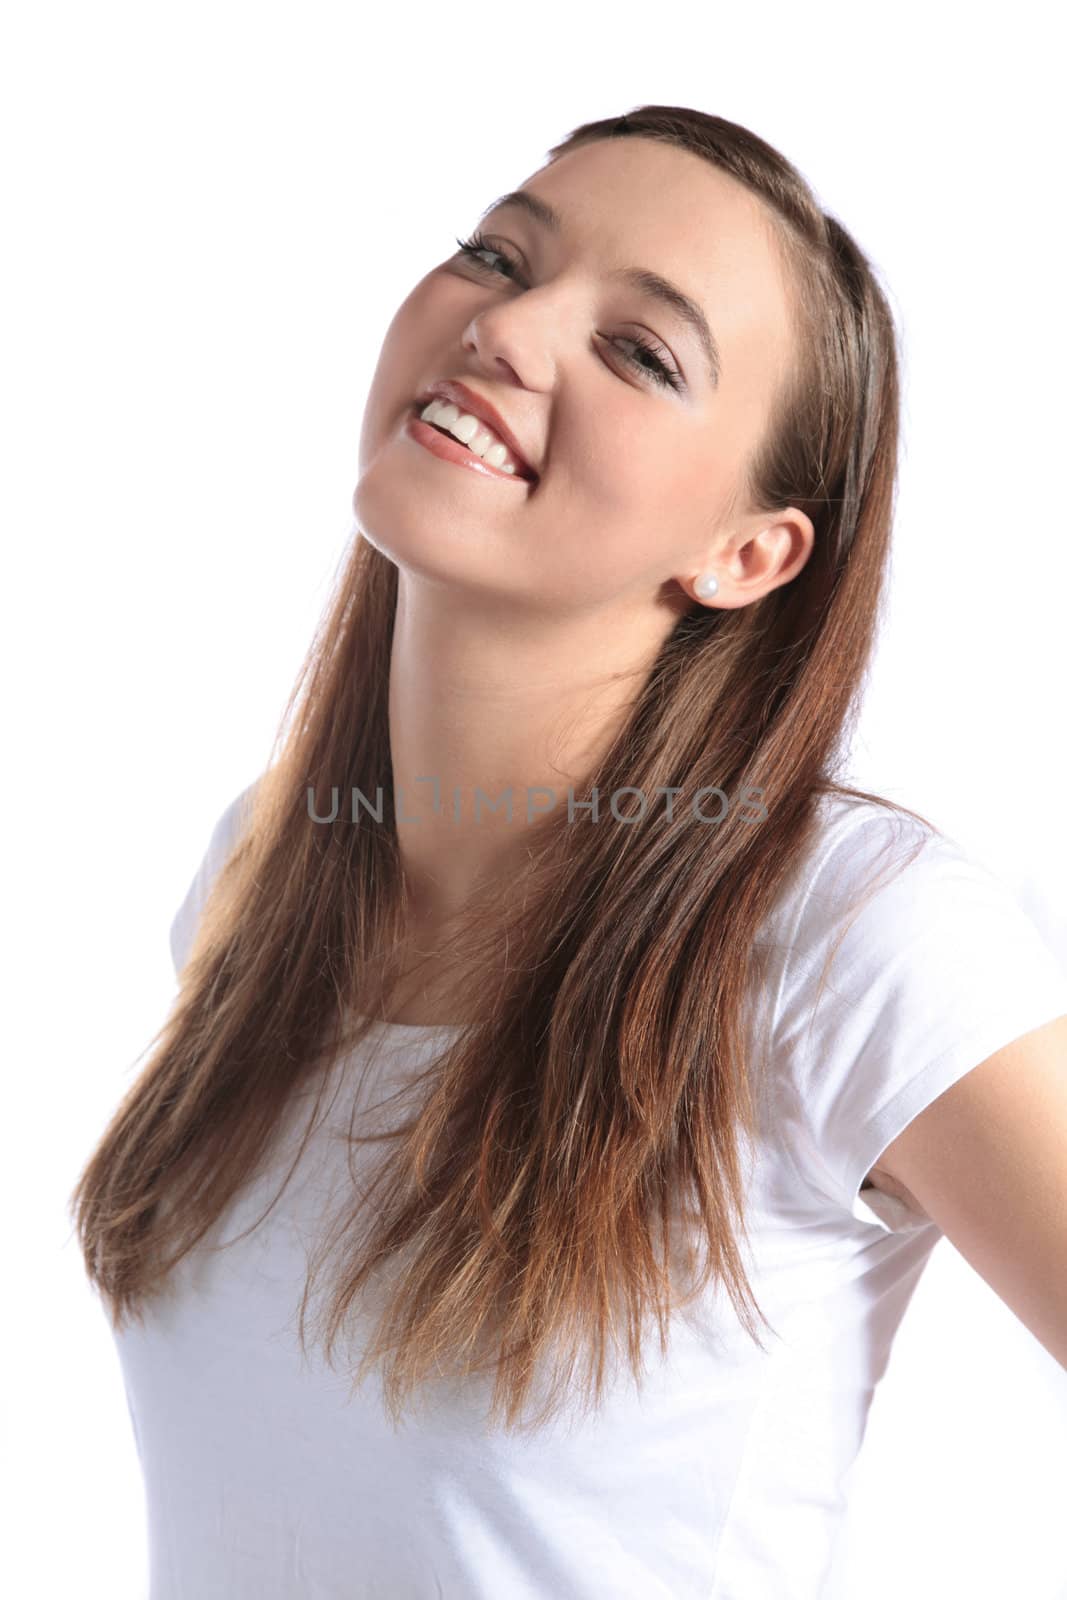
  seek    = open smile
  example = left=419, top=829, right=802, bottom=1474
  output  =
left=403, top=403, right=538, bottom=489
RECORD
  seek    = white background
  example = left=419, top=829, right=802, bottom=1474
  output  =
left=3, top=1, right=1065, bottom=1595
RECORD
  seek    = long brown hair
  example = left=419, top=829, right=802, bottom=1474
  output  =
left=70, top=105, right=933, bottom=1434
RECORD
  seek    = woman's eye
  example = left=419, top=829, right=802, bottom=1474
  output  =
left=451, top=234, right=684, bottom=394
left=453, top=234, right=520, bottom=279
left=606, top=333, right=682, bottom=393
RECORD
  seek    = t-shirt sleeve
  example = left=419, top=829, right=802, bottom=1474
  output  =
left=169, top=780, right=260, bottom=976
left=770, top=809, right=1067, bottom=1232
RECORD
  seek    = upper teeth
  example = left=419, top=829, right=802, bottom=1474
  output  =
left=418, top=399, right=525, bottom=475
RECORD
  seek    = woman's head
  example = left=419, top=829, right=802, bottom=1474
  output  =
left=354, top=119, right=821, bottom=629
left=72, top=107, right=913, bottom=1435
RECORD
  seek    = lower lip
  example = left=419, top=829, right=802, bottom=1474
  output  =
left=404, top=406, right=535, bottom=487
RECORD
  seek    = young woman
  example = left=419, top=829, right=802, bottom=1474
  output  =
left=71, top=106, right=1067, bottom=1598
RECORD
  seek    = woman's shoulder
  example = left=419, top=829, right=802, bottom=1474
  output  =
left=755, top=787, right=1067, bottom=1226
left=761, top=783, right=1064, bottom=1031
left=758, top=788, right=945, bottom=955
left=168, top=776, right=262, bottom=975
left=809, top=786, right=941, bottom=865
left=750, top=784, right=1056, bottom=1016
left=806, top=787, right=945, bottom=901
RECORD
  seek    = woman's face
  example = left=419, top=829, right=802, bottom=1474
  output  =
left=354, top=135, right=803, bottom=620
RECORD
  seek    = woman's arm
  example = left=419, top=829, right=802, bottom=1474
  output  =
left=873, top=1012, right=1067, bottom=1369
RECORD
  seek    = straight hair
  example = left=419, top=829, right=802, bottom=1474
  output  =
left=71, top=105, right=934, bottom=1435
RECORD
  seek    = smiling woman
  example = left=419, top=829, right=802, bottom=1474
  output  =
left=69, top=104, right=1067, bottom=1600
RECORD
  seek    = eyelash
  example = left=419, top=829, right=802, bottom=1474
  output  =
left=452, top=232, right=683, bottom=394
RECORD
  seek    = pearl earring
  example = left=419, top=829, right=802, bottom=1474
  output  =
left=694, top=572, right=719, bottom=601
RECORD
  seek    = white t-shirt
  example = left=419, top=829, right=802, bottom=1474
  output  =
left=113, top=782, right=1067, bottom=1598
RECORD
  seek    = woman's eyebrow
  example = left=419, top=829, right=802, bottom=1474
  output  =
left=478, top=189, right=723, bottom=389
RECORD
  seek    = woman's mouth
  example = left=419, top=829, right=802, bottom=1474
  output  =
left=404, top=399, right=538, bottom=486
